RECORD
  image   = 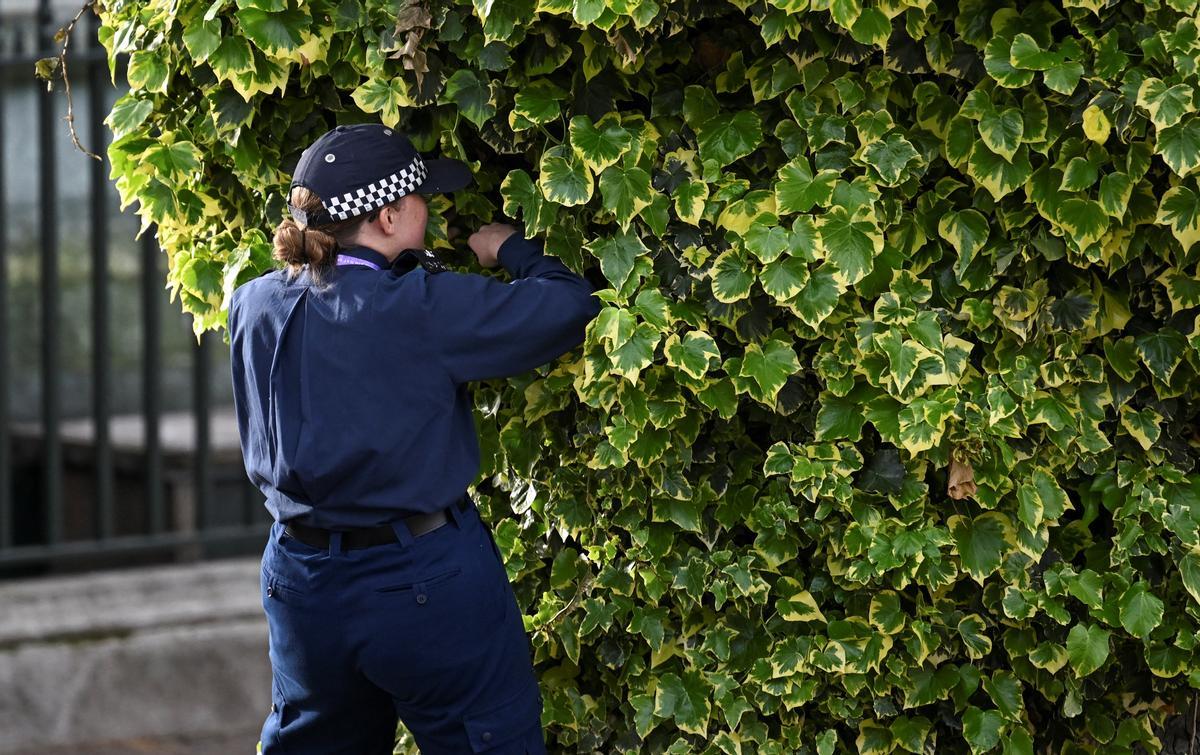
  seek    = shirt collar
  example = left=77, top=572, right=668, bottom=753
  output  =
left=335, top=246, right=391, bottom=271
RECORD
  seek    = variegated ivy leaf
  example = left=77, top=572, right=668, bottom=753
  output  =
left=738, top=334, right=800, bottom=404
left=674, top=179, right=709, bottom=226
left=598, top=163, right=654, bottom=230
left=538, top=144, right=594, bottom=207
left=818, top=207, right=883, bottom=285
left=775, top=157, right=838, bottom=214
left=950, top=511, right=1015, bottom=584
left=569, top=114, right=633, bottom=173
left=709, top=247, right=756, bottom=303
left=984, top=36, right=1036, bottom=88
left=695, top=110, right=763, bottom=168
left=938, top=209, right=990, bottom=282
left=1055, top=198, right=1109, bottom=250
left=760, top=255, right=810, bottom=302
left=1157, top=115, right=1200, bottom=177
left=967, top=142, right=1032, bottom=200
left=442, top=69, right=495, bottom=127
left=862, top=132, right=921, bottom=186
left=1156, top=185, right=1200, bottom=252
left=1137, top=78, right=1195, bottom=130
left=1155, top=267, right=1200, bottom=314
left=510, top=78, right=567, bottom=130
left=978, top=108, right=1024, bottom=162
left=1082, top=104, right=1111, bottom=144
left=664, top=331, right=721, bottom=379
left=350, top=76, right=412, bottom=128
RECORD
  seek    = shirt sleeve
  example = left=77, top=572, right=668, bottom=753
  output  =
left=421, top=232, right=602, bottom=384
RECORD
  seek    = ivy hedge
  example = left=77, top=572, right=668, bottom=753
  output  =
left=91, top=0, right=1200, bottom=751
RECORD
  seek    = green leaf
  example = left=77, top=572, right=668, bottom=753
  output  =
left=1055, top=198, right=1109, bottom=250
left=962, top=707, right=1003, bottom=752
left=105, top=96, right=154, bottom=139
left=967, top=142, right=1031, bottom=200
left=569, top=115, right=633, bottom=173
left=1156, top=186, right=1200, bottom=252
left=235, top=7, right=309, bottom=53
left=1157, top=115, right=1200, bottom=177
left=1118, top=583, right=1164, bottom=639
left=819, top=207, right=881, bottom=285
left=1134, top=327, right=1188, bottom=382
left=442, top=69, right=495, bottom=127
left=1043, top=60, right=1084, bottom=95
left=1178, top=551, right=1200, bottom=606
left=863, top=132, right=921, bottom=185
left=208, top=36, right=254, bottom=80
left=1137, top=78, right=1195, bottom=130
left=696, top=110, right=763, bottom=168
left=350, top=76, right=413, bottom=128
left=588, top=230, right=647, bottom=290
left=957, top=614, right=993, bottom=659
left=675, top=180, right=708, bottom=226
left=793, top=264, right=842, bottom=327
left=849, top=7, right=890, bottom=47
left=1009, top=34, right=1056, bottom=70
left=739, top=336, right=800, bottom=403
left=775, top=158, right=838, bottom=214
left=1066, top=623, right=1110, bottom=676
left=653, top=670, right=711, bottom=736
left=126, top=49, right=169, bottom=94
left=984, top=36, right=1035, bottom=88
left=815, top=392, right=867, bottom=442
left=950, top=512, right=1013, bottom=584
left=978, top=107, right=1024, bottom=161
left=181, top=18, right=222, bottom=62
left=710, top=248, right=756, bottom=303
left=664, top=331, right=721, bottom=379
left=145, top=141, right=202, bottom=181
left=1016, top=468, right=1070, bottom=528
left=938, top=209, right=990, bottom=282
left=538, top=145, right=593, bottom=207
left=599, top=163, right=654, bottom=230
left=512, top=79, right=567, bottom=129
left=760, top=255, right=809, bottom=302
left=983, top=672, right=1023, bottom=720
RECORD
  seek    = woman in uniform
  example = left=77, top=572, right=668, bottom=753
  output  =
left=227, top=122, right=601, bottom=754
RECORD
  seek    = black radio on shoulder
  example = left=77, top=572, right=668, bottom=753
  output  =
left=391, top=248, right=448, bottom=275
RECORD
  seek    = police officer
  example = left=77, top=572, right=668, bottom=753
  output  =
left=226, top=122, right=602, bottom=754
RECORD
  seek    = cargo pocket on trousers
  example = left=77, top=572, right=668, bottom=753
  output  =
left=462, top=683, right=544, bottom=753
left=262, top=680, right=294, bottom=753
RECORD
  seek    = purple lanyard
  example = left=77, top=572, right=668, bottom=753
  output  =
left=336, top=254, right=383, bottom=271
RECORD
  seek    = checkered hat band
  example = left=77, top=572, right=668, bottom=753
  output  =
left=323, top=157, right=428, bottom=221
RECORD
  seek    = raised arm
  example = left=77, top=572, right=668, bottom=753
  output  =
left=420, top=232, right=601, bottom=384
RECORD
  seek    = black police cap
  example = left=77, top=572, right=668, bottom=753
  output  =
left=288, top=123, right=473, bottom=228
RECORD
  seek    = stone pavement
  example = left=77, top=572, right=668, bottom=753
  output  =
left=0, top=558, right=271, bottom=754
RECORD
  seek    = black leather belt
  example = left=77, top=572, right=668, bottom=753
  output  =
left=283, top=497, right=469, bottom=551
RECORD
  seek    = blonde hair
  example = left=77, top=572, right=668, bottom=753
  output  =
left=272, top=186, right=403, bottom=284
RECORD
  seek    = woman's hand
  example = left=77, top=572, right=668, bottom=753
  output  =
left=467, top=223, right=518, bottom=269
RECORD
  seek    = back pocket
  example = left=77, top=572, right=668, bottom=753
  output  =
left=374, top=567, right=462, bottom=593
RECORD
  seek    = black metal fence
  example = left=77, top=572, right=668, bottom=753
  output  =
left=0, top=0, right=269, bottom=575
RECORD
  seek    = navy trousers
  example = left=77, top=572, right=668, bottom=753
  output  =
left=258, top=496, right=547, bottom=754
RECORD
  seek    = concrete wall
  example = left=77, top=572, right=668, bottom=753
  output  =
left=0, top=559, right=271, bottom=753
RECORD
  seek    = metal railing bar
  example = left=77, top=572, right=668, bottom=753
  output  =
left=194, top=331, right=211, bottom=529
left=38, top=0, right=62, bottom=545
left=0, top=41, right=10, bottom=549
left=88, top=12, right=113, bottom=540
left=141, top=232, right=163, bottom=532
left=0, top=524, right=267, bottom=567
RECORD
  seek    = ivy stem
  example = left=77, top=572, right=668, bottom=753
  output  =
left=52, top=0, right=102, bottom=161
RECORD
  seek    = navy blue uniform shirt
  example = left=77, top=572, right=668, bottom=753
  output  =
left=228, top=233, right=601, bottom=528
